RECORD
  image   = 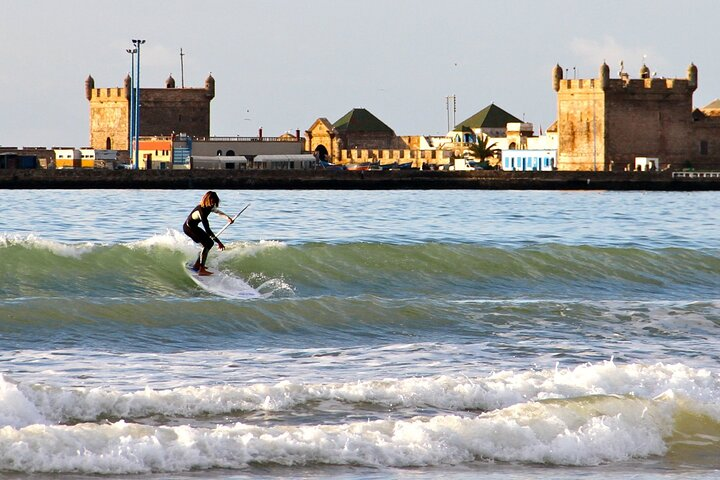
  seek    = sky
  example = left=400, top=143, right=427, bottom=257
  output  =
left=1, top=0, right=719, bottom=148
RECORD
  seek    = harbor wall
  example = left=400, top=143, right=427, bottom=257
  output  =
left=0, top=169, right=718, bottom=190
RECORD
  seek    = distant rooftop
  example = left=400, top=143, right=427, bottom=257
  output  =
left=454, top=103, right=522, bottom=130
left=333, top=108, right=394, bottom=134
left=703, top=99, right=720, bottom=110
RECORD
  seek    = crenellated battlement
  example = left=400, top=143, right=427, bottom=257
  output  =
left=558, top=77, right=694, bottom=93
left=89, top=87, right=127, bottom=100
left=553, top=62, right=698, bottom=94
left=557, top=78, right=600, bottom=90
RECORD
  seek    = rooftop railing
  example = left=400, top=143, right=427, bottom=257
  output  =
left=194, top=136, right=301, bottom=143
left=672, top=171, right=720, bottom=178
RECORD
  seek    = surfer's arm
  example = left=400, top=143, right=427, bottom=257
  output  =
left=201, top=216, right=226, bottom=250
left=213, top=208, right=234, bottom=223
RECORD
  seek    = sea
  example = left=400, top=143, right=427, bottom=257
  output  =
left=0, top=188, right=719, bottom=479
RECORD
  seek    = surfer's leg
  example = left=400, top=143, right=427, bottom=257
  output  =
left=185, top=224, right=212, bottom=272
left=198, top=236, right=215, bottom=275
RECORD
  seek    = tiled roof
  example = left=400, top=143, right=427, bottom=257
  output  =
left=333, top=108, right=394, bottom=134
left=455, top=103, right=522, bottom=129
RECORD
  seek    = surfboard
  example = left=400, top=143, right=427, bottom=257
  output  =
left=184, top=263, right=261, bottom=299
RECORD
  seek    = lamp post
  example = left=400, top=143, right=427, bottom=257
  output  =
left=132, top=39, right=145, bottom=169
left=126, top=48, right=136, bottom=164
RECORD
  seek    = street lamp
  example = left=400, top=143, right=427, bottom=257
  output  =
left=132, top=39, right=145, bottom=169
left=126, top=48, right=136, bottom=165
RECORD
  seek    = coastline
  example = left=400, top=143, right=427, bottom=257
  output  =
left=1, top=168, right=718, bottom=190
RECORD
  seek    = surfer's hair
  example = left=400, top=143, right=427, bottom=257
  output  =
left=200, top=191, right=220, bottom=208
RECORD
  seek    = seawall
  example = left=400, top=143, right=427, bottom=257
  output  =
left=0, top=169, right=718, bottom=190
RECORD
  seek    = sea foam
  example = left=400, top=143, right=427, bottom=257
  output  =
left=0, top=233, right=96, bottom=258
left=0, top=395, right=674, bottom=473
left=6, top=361, right=719, bottom=426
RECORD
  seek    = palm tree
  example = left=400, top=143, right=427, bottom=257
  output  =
left=467, top=134, right=498, bottom=161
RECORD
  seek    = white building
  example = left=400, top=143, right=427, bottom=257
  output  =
left=501, top=149, right=558, bottom=171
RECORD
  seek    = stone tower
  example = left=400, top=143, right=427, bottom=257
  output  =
left=553, top=62, right=697, bottom=171
left=87, top=74, right=216, bottom=150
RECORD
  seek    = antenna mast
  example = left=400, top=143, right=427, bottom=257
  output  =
left=180, top=48, right=185, bottom=88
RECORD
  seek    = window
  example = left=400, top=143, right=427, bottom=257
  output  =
left=700, top=140, right=709, bottom=155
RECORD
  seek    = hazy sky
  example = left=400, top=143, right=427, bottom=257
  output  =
left=1, top=0, right=718, bottom=147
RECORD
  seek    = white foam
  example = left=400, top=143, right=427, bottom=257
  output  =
left=127, top=229, right=198, bottom=256
left=0, top=395, right=674, bottom=473
left=0, top=233, right=96, bottom=258
left=0, top=376, right=47, bottom=428
left=3, top=363, right=717, bottom=473
left=126, top=231, right=287, bottom=261
left=221, top=239, right=287, bottom=260
left=9, top=362, right=720, bottom=426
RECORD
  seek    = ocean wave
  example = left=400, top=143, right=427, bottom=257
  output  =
left=1, top=233, right=719, bottom=301
left=6, top=362, right=719, bottom=426
left=2, top=362, right=719, bottom=473
left=1, top=390, right=717, bottom=473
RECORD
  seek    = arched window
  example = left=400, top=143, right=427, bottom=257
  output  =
left=217, top=150, right=223, bottom=156
left=226, top=150, right=235, bottom=156
left=106, top=137, right=112, bottom=149
left=509, top=142, right=516, bottom=149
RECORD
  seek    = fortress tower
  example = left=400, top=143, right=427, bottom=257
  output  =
left=553, top=62, right=697, bottom=171
left=86, top=74, right=215, bottom=150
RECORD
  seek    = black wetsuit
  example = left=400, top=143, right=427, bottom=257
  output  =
left=183, top=205, right=219, bottom=266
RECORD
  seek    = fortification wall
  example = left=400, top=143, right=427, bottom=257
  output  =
left=554, top=64, right=699, bottom=171
left=139, top=88, right=211, bottom=138
left=604, top=83, right=693, bottom=170
left=556, top=80, right=606, bottom=171
left=690, top=116, right=720, bottom=170
left=337, top=132, right=403, bottom=151
left=88, top=88, right=129, bottom=150
left=87, top=77, right=214, bottom=151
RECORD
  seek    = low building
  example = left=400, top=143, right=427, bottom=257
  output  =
left=54, top=148, right=86, bottom=169
left=79, top=149, right=121, bottom=169
left=136, top=138, right=172, bottom=170
left=0, top=147, right=53, bottom=168
left=170, top=132, right=304, bottom=170
left=501, top=149, right=558, bottom=171
left=0, top=152, right=39, bottom=169
left=189, top=156, right=249, bottom=170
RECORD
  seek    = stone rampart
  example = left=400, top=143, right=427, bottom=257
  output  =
left=1, top=169, right=717, bottom=190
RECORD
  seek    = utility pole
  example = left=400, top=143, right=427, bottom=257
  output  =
left=180, top=48, right=185, bottom=88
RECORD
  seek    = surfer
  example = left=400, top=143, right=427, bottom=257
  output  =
left=183, top=191, right=234, bottom=276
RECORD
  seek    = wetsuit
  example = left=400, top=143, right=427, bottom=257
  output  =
left=183, top=205, right=225, bottom=267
